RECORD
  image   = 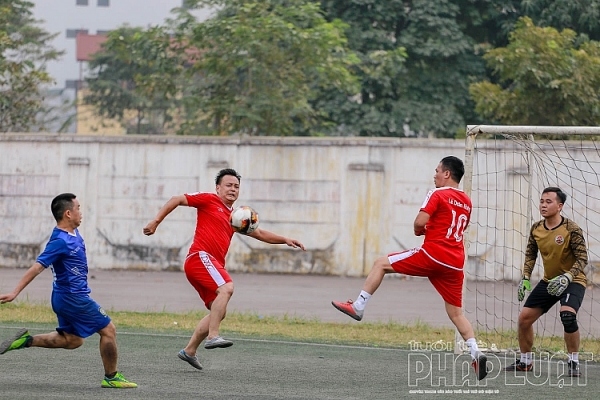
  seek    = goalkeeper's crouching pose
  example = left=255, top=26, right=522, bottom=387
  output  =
left=506, top=187, right=588, bottom=377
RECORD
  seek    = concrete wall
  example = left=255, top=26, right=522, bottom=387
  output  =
left=0, top=134, right=463, bottom=276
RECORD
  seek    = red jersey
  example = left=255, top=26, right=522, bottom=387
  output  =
left=419, top=187, right=472, bottom=269
left=184, top=192, right=234, bottom=266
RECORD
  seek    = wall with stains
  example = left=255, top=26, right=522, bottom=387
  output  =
left=0, top=134, right=464, bottom=276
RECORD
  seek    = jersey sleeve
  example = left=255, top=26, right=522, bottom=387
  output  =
left=420, top=189, right=439, bottom=215
left=523, top=221, right=541, bottom=279
left=36, top=237, right=68, bottom=268
left=184, top=192, right=210, bottom=209
left=567, top=220, right=588, bottom=278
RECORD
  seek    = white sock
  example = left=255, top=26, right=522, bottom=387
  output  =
left=569, top=352, right=579, bottom=363
left=520, top=352, right=533, bottom=365
left=466, top=338, right=479, bottom=358
left=353, top=291, right=371, bottom=311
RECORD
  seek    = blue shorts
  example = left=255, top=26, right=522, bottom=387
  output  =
left=51, top=291, right=111, bottom=338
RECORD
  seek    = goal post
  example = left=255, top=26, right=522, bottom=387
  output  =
left=460, top=125, right=600, bottom=355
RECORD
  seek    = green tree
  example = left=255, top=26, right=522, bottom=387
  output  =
left=316, top=0, right=504, bottom=137
left=455, top=0, right=522, bottom=47
left=521, top=0, right=600, bottom=41
left=470, top=17, right=600, bottom=125
left=84, top=26, right=185, bottom=134
left=175, top=0, right=359, bottom=136
left=0, top=0, right=63, bottom=132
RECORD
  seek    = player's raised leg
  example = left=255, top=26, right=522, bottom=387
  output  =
left=182, top=254, right=235, bottom=357
left=331, top=255, right=394, bottom=321
left=1, top=328, right=85, bottom=354
left=0, top=329, right=33, bottom=354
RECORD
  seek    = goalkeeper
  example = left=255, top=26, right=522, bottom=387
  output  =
left=505, top=187, right=588, bottom=377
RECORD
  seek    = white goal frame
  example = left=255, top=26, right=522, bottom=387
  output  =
left=458, top=125, right=600, bottom=355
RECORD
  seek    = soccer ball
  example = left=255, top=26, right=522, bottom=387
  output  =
left=229, top=206, right=259, bottom=234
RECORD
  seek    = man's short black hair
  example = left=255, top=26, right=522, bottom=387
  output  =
left=215, top=168, right=241, bottom=185
left=440, top=156, right=465, bottom=184
left=543, top=187, right=567, bottom=204
left=51, top=193, right=76, bottom=222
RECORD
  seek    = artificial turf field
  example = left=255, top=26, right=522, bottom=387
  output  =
left=0, top=324, right=598, bottom=399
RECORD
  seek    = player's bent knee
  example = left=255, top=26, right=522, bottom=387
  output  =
left=97, top=322, right=117, bottom=340
left=560, top=311, right=578, bottom=333
left=217, top=282, right=234, bottom=297
left=446, top=305, right=463, bottom=319
left=517, top=314, right=530, bottom=327
left=517, top=308, right=539, bottom=327
left=65, top=336, right=84, bottom=349
left=374, top=256, right=393, bottom=273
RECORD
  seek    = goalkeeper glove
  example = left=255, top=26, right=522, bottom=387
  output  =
left=517, top=277, right=531, bottom=302
left=547, top=272, right=573, bottom=297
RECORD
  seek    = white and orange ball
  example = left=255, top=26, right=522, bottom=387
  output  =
left=229, top=206, right=259, bottom=234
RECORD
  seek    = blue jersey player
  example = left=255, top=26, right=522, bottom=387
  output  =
left=0, top=193, right=137, bottom=389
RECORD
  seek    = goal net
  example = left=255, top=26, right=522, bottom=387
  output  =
left=462, top=125, right=600, bottom=355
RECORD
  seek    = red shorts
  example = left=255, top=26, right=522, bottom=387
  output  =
left=184, top=251, right=232, bottom=309
left=388, top=248, right=464, bottom=307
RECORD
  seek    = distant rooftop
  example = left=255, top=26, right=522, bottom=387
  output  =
left=76, top=33, right=108, bottom=61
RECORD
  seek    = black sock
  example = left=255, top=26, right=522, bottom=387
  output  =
left=24, top=336, right=33, bottom=348
left=105, top=371, right=117, bottom=379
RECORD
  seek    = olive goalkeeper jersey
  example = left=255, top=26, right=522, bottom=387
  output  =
left=523, top=217, right=588, bottom=287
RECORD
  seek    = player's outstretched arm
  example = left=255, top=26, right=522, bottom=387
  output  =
left=248, top=228, right=305, bottom=251
left=143, top=195, right=188, bottom=236
left=0, top=263, right=45, bottom=304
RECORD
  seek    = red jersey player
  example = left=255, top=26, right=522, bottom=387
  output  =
left=143, top=169, right=305, bottom=370
left=332, top=156, right=488, bottom=381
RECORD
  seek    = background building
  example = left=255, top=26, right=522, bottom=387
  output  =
left=30, top=0, right=212, bottom=132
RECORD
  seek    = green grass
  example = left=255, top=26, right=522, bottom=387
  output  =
left=2, top=301, right=599, bottom=356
